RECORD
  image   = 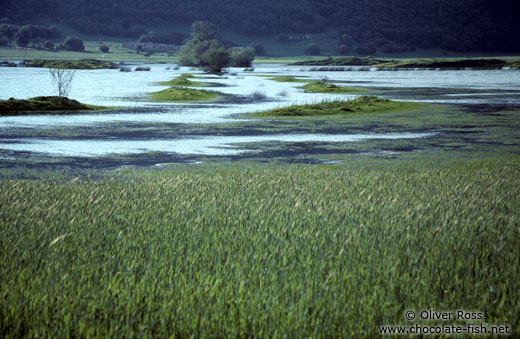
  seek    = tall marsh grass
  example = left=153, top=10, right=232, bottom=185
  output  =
left=1, top=161, right=519, bottom=337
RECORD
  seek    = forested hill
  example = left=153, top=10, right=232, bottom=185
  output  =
left=1, top=0, right=519, bottom=52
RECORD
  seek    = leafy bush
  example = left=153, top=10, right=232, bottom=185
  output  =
left=201, top=47, right=230, bottom=73
left=63, top=36, right=85, bottom=52
left=99, top=45, right=109, bottom=53
left=230, top=47, right=255, bottom=67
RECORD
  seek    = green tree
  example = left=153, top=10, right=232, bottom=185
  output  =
left=63, top=36, right=85, bottom=51
left=177, top=21, right=230, bottom=73
left=230, top=47, right=255, bottom=67
left=191, top=21, right=217, bottom=42
left=201, top=47, right=230, bottom=73
left=14, top=26, right=31, bottom=47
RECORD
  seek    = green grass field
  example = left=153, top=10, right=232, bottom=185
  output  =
left=1, top=159, right=519, bottom=337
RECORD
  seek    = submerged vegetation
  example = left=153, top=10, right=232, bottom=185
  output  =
left=149, top=87, right=221, bottom=102
left=0, top=160, right=519, bottom=337
left=0, top=96, right=101, bottom=115
left=23, top=58, right=117, bottom=69
left=249, top=96, right=424, bottom=117
left=299, top=81, right=367, bottom=94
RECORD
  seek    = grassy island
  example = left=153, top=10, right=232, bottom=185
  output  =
left=261, top=75, right=308, bottom=82
left=249, top=96, right=424, bottom=117
left=24, top=59, right=117, bottom=69
left=0, top=96, right=102, bottom=115
left=149, top=87, right=221, bottom=102
left=299, top=81, right=367, bottom=94
left=158, top=73, right=213, bottom=87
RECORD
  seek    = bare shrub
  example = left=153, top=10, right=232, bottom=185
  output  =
left=49, top=68, right=76, bottom=97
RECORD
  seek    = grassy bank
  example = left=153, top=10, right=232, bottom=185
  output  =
left=1, top=160, right=519, bottom=337
left=0, top=96, right=103, bottom=115
left=248, top=96, right=424, bottom=117
left=291, top=56, right=520, bottom=69
left=372, top=58, right=515, bottom=69
left=24, top=59, right=117, bottom=70
left=149, top=87, right=222, bottom=102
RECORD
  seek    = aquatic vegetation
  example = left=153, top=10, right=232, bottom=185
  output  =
left=0, top=160, right=518, bottom=337
left=0, top=96, right=102, bottom=115
left=299, top=81, right=367, bottom=94
left=249, top=96, right=425, bottom=117
left=149, top=87, right=221, bottom=102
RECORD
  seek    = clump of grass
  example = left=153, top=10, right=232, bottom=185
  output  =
left=158, top=73, right=210, bottom=87
left=249, top=96, right=425, bottom=117
left=24, top=58, right=116, bottom=69
left=0, top=96, right=103, bottom=115
left=250, top=90, right=267, bottom=100
left=277, top=89, right=289, bottom=97
left=0, top=161, right=519, bottom=337
left=299, top=81, right=367, bottom=94
left=149, top=87, right=221, bottom=102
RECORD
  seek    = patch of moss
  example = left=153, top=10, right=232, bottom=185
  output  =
left=149, top=87, right=221, bottom=102
left=24, top=59, right=116, bottom=69
left=299, top=81, right=367, bottom=94
left=0, top=96, right=102, bottom=115
left=248, top=96, right=426, bottom=118
left=158, top=73, right=211, bottom=87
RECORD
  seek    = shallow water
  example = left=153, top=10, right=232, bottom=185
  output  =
left=0, top=63, right=519, bottom=166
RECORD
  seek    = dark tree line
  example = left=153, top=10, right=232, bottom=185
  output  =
left=1, top=0, right=518, bottom=52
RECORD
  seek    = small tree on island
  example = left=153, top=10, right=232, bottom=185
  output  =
left=178, top=21, right=229, bottom=73
left=49, top=68, right=76, bottom=97
left=178, top=21, right=255, bottom=73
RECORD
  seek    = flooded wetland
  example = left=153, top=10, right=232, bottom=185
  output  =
left=1, top=63, right=519, bottom=169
